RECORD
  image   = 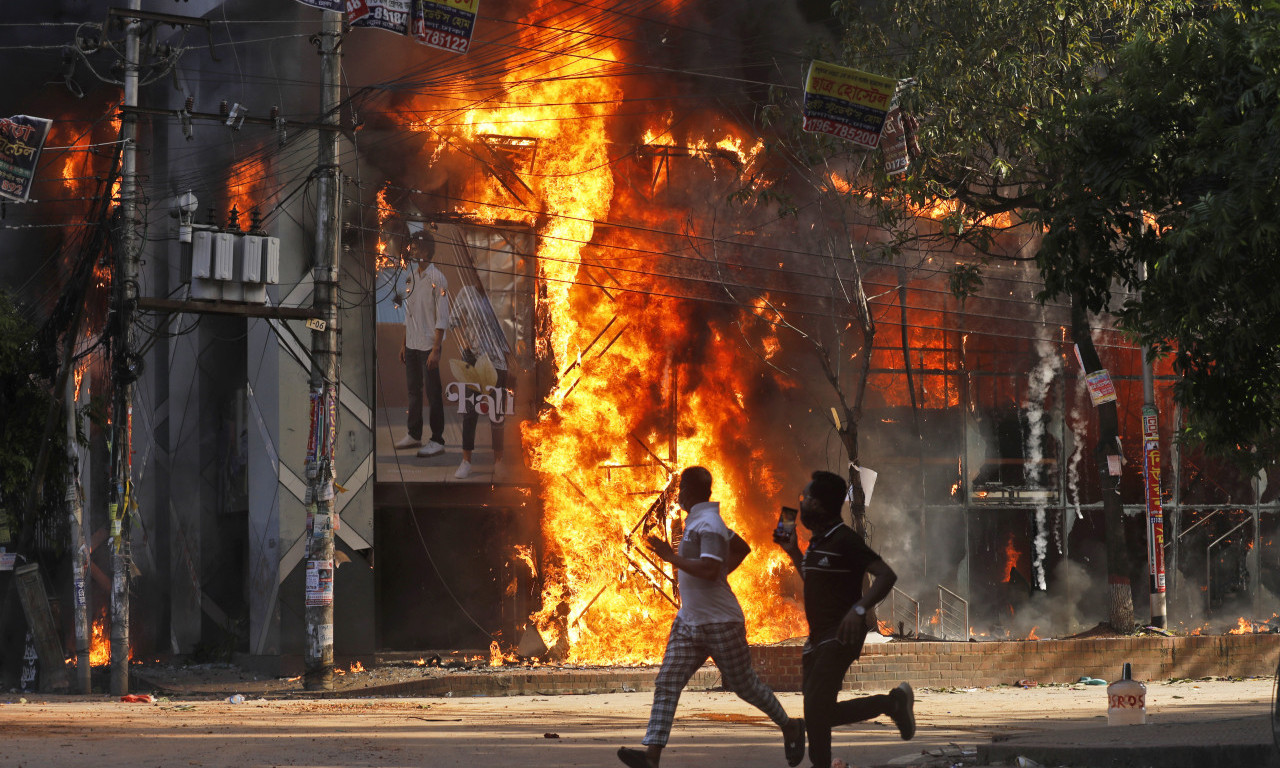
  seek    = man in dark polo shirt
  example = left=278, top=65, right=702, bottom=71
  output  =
left=774, top=470, right=915, bottom=768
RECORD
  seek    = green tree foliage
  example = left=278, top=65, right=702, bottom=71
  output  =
left=827, top=0, right=1182, bottom=260
left=1035, top=3, right=1280, bottom=470
left=817, top=0, right=1204, bottom=630
left=0, top=291, right=68, bottom=553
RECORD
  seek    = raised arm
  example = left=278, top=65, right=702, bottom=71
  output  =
left=647, top=534, right=722, bottom=581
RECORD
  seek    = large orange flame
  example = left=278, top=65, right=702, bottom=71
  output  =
left=1001, top=532, right=1020, bottom=583
left=226, top=154, right=272, bottom=227
left=89, top=612, right=110, bottom=666
left=390, top=4, right=817, bottom=664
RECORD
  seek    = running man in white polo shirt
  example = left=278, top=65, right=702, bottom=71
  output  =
left=618, top=466, right=805, bottom=768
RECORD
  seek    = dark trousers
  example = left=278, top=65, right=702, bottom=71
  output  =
left=803, top=640, right=892, bottom=768
left=460, top=366, right=508, bottom=452
left=405, top=347, right=444, bottom=445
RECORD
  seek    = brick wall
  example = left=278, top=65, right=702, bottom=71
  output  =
left=750, top=634, right=1280, bottom=692
left=321, top=635, right=1278, bottom=698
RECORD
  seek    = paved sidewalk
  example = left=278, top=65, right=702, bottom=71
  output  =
left=978, top=713, right=1279, bottom=768
left=2, top=675, right=1274, bottom=767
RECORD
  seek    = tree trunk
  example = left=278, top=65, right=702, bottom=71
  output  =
left=1071, top=292, right=1135, bottom=633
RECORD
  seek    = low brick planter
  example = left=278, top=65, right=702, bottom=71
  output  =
left=749, top=633, right=1280, bottom=691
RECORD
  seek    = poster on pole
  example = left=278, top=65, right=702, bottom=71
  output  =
left=1143, top=441, right=1167, bottom=591
left=1084, top=369, right=1117, bottom=406
left=801, top=61, right=899, bottom=149
left=305, top=559, right=334, bottom=607
left=0, top=115, right=52, bottom=203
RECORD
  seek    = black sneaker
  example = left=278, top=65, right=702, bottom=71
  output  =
left=617, top=747, right=652, bottom=768
left=888, top=682, right=915, bottom=740
left=782, top=717, right=805, bottom=766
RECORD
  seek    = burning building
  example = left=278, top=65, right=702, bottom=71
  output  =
left=2, top=0, right=1278, bottom=687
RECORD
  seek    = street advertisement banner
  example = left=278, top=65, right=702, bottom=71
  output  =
left=1084, top=369, right=1117, bottom=405
left=801, top=61, right=899, bottom=149
left=293, top=0, right=344, bottom=10
left=351, top=0, right=411, bottom=34
left=413, top=0, right=479, bottom=54
left=0, top=115, right=52, bottom=203
left=294, top=0, right=478, bottom=53
left=879, top=106, right=911, bottom=175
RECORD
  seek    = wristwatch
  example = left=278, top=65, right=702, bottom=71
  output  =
left=853, top=605, right=866, bottom=616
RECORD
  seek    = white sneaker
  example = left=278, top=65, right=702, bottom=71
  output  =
left=417, top=440, right=445, bottom=457
left=393, top=435, right=421, bottom=450
left=454, top=460, right=472, bottom=479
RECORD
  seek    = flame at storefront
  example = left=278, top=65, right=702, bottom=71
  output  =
left=373, top=184, right=399, bottom=270
left=75, top=607, right=121, bottom=667
left=373, top=6, right=815, bottom=663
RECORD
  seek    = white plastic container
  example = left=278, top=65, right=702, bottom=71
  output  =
left=1107, top=662, right=1147, bottom=725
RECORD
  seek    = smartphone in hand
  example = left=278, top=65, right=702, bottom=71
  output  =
left=773, top=506, right=798, bottom=544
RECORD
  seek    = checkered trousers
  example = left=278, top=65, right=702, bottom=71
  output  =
left=642, top=617, right=789, bottom=746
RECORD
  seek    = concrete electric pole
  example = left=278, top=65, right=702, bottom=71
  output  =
left=109, top=0, right=142, bottom=697
left=1139, top=261, right=1167, bottom=630
left=303, top=9, right=344, bottom=691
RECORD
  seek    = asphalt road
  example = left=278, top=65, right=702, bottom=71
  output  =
left=0, top=678, right=1273, bottom=768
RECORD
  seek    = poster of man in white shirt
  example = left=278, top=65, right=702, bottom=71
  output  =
left=374, top=221, right=536, bottom=485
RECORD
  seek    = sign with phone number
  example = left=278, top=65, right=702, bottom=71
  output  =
left=414, top=0, right=477, bottom=53
left=416, top=20, right=472, bottom=52
left=801, top=116, right=881, bottom=147
left=801, top=60, right=899, bottom=150
left=293, top=0, right=477, bottom=55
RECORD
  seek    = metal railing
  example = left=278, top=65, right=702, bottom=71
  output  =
left=938, top=586, right=969, bottom=641
left=1206, top=518, right=1251, bottom=613
left=889, top=586, right=919, bottom=637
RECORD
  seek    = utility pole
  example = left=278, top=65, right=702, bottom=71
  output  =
left=1140, top=348, right=1167, bottom=629
left=109, top=0, right=142, bottom=696
left=303, top=9, right=343, bottom=691
left=1071, top=291, right=1135, bottom=633
left=1138, top=261, right=1166, bottom=629
left=67, top=374, right=90, bottom=693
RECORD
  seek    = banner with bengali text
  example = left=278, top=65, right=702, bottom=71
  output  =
left=414, top=0, right=478, bottom=54
left=351, top=0, right=411, bottom=34
left=0, top=114, right=52, bottom=203
left=801, top=60, right=899, bottom=149
left=293, top=0, right=344, bottom=10
left=293, top=0, right=477, bottom=54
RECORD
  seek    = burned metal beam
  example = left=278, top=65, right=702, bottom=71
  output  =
left=629, top=432, right=673, bottom=476
left=137, top=296, right=317, bottom=320
left=455, top=134, right=535, bottom=204
left=560, top=316, right=618, bottom=377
